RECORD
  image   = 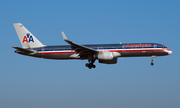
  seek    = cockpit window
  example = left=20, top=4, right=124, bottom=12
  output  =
left=161, top=46, right=167, bottom=49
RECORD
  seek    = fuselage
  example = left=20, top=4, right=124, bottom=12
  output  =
left=16, top=43, right=172, bottom=60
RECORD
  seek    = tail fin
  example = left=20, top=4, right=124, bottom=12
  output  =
left=13, top=23, right=45, bottom=48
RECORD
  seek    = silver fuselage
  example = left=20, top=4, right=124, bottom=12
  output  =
left=15, top=43, right=172, bottom=60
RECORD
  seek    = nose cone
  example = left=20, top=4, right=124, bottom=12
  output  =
left=165, top=49, right=172, bottom=55
left=168, top=50, right=172, bottom=55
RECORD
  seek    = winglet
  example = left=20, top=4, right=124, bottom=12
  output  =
left=61, top=31, right=68, bottom=41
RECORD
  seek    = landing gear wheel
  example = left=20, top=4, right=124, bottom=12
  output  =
left=88, top=66, right=92, bottom=69
left=85, top=63, right=96, bottom=69
left=151, top=62, right=154, bottom=66
left=89, top=63, right=93, bottom=67
left=85, top=63, right=89, bottom=67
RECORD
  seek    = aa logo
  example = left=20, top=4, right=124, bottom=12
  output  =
left=22, top=33, right=34, bottom=43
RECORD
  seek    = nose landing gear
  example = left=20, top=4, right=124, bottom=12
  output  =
left=151, top=56, right=156, bottom=66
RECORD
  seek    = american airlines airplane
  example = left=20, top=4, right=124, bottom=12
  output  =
left=13, top=23, right=172, bottom=69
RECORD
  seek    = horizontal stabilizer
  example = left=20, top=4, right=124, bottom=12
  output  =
left=12, top=46, right=34, bottom=53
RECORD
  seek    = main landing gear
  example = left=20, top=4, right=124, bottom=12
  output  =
left=85, top=55, right=96, bottom=69
left=85, top=63, right=96, bottom=69
left=151, top=56, right=156, bottom=66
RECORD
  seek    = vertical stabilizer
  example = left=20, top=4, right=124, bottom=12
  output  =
left=13, top=23, right=45, bottom=48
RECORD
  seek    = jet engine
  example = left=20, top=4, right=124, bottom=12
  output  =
left=96, top=52, right=121, bottom=64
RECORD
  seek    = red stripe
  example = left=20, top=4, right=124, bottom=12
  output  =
left=165, top=49, right=171, bottom=51
left=39, top=49, right=170, bottom=54
left=39, top=51, right=76, bottom=54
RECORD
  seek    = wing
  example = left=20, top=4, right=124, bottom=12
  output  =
left=61, top=32, right=99, bottom=56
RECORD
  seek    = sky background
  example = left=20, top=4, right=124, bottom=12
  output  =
left=0, top=0, right=180, bottom=108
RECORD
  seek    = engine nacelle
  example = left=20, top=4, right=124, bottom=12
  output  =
left=96, top=52, right=121, bottom=60
left=97, top=52, right=113, bottom=60
left=99, top=58, right=117, bottom=64
left=95, top=52, right=120, bottom=64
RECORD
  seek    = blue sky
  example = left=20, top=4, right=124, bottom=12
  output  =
left=0, top=0, right=180, bottom=108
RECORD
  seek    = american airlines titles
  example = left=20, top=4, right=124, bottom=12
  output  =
left=126, top=44, right=151, bottom=47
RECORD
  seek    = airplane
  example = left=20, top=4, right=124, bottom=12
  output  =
left=13, top=23, right=172, bottom=69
